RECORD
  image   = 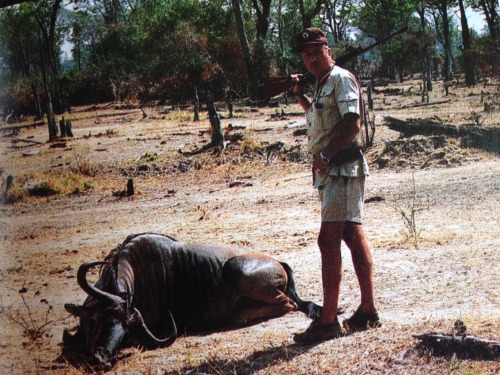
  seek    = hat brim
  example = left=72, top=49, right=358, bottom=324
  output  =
left=294, top=41, right=327, bottom=53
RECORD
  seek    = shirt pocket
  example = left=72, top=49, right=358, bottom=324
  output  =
left=315, top=94, right=337, bottom=129
left=316, top=80, right=336, bottom=127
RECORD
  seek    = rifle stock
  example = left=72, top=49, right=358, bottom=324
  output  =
left=259, top=27, right=408, bottom=100
left=259, top=73, right=312, bottom=101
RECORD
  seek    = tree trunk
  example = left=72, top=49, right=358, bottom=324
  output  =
left=31, top=81, right=43, bottom=120
left=206, top=92, right=223, bottom=148
left=225, top=89, right=234, bottom=118
left=277, top=0, right=286, bottom=76
left=367, top=83, right=373, bottom=110
left=231, top=0, right=259, bottom=98
left=40, top=45, right=57, bottom=141
left=480, top=0, right=498, bottom=40
left=458, top=0, right=476, bottom=87
left=440, top=2, right=453, bottom=83
left=427, top=62, right=433, bottom=92
left=325, top=0, right=349, bottom=43
left=41, top=0, right=65, bottom=114
left=193, top=86, right=200, bottom=121
left=298, top=0, right=323, bottom=28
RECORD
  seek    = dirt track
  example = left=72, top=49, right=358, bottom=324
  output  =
left=0, top=79, right=499, bottom=374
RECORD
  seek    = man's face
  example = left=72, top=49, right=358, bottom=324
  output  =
left=300, top=44, right=333, bottom=79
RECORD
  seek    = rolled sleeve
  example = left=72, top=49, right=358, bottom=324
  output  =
left=335, top=73, right=361, bottom=117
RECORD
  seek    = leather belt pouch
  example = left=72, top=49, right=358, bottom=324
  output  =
left=329, top=146, right=362, bottom=166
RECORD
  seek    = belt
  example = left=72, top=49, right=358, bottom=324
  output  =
left=329, top=145, right=362, bottom=166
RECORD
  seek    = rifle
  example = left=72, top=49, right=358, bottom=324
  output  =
left=259, top=27, right=408, bottom=100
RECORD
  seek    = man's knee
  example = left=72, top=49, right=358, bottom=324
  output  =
left=343, top=222, right=359, bottom=243
left=317, top=232, right=332, bottom=250
left=318, top=222, right=344, bottom=250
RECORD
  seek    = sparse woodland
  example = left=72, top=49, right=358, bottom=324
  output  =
left=0, top=0, right=499, bottom=374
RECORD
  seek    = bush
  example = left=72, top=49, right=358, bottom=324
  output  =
left=1, top=172, right=93, bottom=204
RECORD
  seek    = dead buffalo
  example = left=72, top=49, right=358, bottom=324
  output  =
left=63, top=233, right=321, bottom=367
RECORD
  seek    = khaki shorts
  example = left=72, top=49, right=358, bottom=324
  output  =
left=318, top=175, right=365, bottom=223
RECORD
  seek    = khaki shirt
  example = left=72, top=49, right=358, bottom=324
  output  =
left=306, top=65, right=369, bottom=188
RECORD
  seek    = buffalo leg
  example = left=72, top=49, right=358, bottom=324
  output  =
left=223, top=256, right=297, bottom=324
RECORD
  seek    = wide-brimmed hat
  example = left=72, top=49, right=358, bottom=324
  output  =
left=295, top=27, right=327, bottom=51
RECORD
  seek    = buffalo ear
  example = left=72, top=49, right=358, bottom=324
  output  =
left=65, top=303, right=94, bottom=318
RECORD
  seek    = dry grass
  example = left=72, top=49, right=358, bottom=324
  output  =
left=1, top=171, right=92, bottom=204
left=0, top=78, right=498, bottom=374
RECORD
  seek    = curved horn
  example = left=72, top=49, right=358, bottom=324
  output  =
left=77, top=260, right=124, bottom=304
left=133, top=307, right=177, bottom=347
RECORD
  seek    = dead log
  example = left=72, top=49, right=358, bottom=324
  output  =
left=11, top=137, right=43, bottom=145
left=293, top=128, right=307, bottom=136
left=285, top=119, right=307, bottom=129
left=383, top=116, right=500, bottom=154
left=414, top=332, right=500, bottom=360
left=112, top=178, right=135, bottom=198
left=398, top=99, right=451, bottom=109
left=270, top=110, right=304, bottom=119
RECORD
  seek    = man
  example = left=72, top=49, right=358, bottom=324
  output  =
left=291, top=27, right=381, bottom=343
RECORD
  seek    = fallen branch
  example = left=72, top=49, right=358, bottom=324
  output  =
left=383, top=116, right=500, bottom=154
left=269, top=109, right=304, bottom=119
left=11, top=137, right=43, bottom=145
left=414, top=332, right=500, bottom=360
left=398, top=99, right=451, bottom=109
left=285, top=119, right=307, bottom=129
left=180, top=141, right=224, bottom=156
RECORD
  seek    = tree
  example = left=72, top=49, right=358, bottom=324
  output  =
left=0, top=0, right=66, bottom=139
left=298, top=0, right=323, bottom=28
left=0, top=0, right=31, bottom=8
left=37, top=0, right=63, bottom=139
left=429, top=0, right=456, bottom=86
left=413, top=0, right=435, bottom=92
left=230, top=0, right=260, bottom=98
left=355, top=0, right=414, bottom=80
left=0, top=6, right=43, bottom=117
left=324, top=0, right=352, bottom=43
left=472, top=0, right=499, bottom=39
left=458, top=0, right=476, bottom=86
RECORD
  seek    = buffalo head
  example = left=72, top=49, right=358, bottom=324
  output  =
left=64, top=261, right=177, bottom=368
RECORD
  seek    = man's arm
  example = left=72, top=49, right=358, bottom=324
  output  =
left=291, top=75, right=312, bottom=112
left=313, top=113, right=360, bottom=174
left=294, top=93, right=312, bottom=112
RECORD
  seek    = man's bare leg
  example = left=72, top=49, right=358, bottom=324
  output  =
left=293, top=221, right=346, bottom=343
left=343, top=222, right=377, bottom=313
left=318, top=221, right=345, bottom=323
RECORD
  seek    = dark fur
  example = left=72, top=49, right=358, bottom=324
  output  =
left=64, top=233, right=321, bottom=364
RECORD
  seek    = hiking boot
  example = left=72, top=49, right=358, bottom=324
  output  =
left=293, top=319, right=344, bottom=344
left=342, top=308, right=382, bottom=333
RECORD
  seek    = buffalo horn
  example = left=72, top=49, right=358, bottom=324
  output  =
left=77, top=260, right=124, bottom=304
left=133, top=307, right=177, bottom=347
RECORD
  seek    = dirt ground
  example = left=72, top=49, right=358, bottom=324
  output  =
left=0, top=78, right=499, bottom=374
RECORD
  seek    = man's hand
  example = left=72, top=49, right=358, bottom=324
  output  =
left=290, top=74, right=305, bottom=95
left=313, top=153, right=329, bottom=175
left=290, top=74, right=312, bottom=112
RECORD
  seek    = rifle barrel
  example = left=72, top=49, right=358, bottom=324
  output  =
left=336, top=27, right=408, bottom=67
